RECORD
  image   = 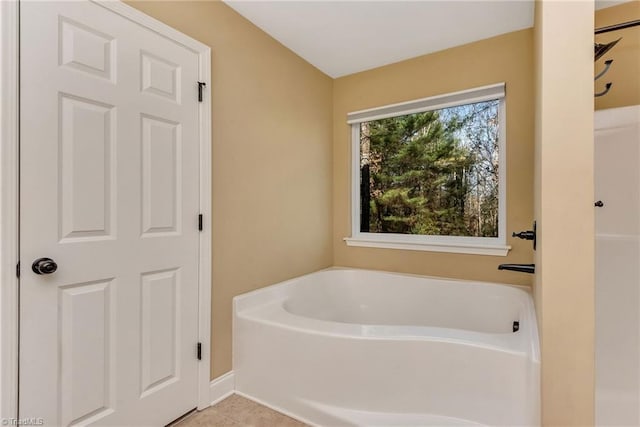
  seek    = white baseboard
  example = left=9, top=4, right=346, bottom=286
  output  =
left=209, top=371, right=235, bottom=405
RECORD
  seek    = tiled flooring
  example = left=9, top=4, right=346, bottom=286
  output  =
left=175, top=394, right=309, bottom=427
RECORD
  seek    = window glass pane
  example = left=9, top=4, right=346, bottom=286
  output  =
left=359, top=99, right=500, bottom=237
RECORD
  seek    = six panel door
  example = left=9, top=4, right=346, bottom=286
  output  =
left=19, top=1, right=202, bottom=425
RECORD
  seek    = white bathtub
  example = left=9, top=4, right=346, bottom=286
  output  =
left=233, top=268, right=540, bottom=426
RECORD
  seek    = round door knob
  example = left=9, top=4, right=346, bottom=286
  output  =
left=32, top=258, right=58, bottom=275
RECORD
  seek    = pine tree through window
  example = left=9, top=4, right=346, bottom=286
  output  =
left=347, top=84, right=508, bottom=255
left=360, top=100, right=499, bottom=237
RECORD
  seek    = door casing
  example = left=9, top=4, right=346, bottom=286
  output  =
left=0, top=0, right=212, bottom=419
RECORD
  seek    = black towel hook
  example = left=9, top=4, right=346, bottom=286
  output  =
left=595, top=59, right=613, bottom=81
left=595, top=82, right=613, bottom=98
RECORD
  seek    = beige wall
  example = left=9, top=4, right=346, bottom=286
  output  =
left=126, top=0, right=334, bottom=379
left=595, top=2, right=640, bottom=110
left=332, top=30, right=535, bottom=287
left=124, top=3, right=604, bottom=407
left=534, top=0, right=595, bottom=424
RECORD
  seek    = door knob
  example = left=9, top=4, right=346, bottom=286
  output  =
left=32, top=258, right=58, bottom=275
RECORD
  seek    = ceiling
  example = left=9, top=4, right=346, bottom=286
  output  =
left=224, top=0, right=633, bottom=78
left=224, top=0, right=535, bottom=78
left=595, top=0, right=633, bottom=10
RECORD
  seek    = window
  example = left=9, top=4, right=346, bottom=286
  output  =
left=345, top=84, right=509, bottom=256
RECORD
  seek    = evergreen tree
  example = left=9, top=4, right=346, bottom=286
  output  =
left=360, top=100, right=499, bottom=237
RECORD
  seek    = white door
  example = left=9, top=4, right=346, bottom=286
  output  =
left=595, top=105, right=640, bottom=426
left=19, top=1, right=203, bottom=425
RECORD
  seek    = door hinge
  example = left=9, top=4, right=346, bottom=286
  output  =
left=197, top=342, right=202, bottom=361
left=198, top=214, right=203, bottom=231
left=16, top=261, right=20, bottom=278
left=198, top=82, right=206, bottom=102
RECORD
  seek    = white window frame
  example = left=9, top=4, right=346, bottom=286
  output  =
left=344, top=83, right=510, bottom=256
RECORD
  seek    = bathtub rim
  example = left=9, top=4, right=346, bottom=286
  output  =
left=234, top=266, right=534, bottom=304
left=233, top=267, right=540, bottom=362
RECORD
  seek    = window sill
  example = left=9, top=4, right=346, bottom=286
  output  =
left=343, top=237, right=511, bottom=256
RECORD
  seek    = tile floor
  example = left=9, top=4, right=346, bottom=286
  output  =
left=175, top=394, right=309, bottom=427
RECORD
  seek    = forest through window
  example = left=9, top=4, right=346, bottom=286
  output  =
left=359, top=99, right=500, bottom=238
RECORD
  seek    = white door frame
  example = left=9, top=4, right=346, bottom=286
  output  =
left=0, top=0, right=212, bottom=419
left=0, top=0, right=20, bottom=420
